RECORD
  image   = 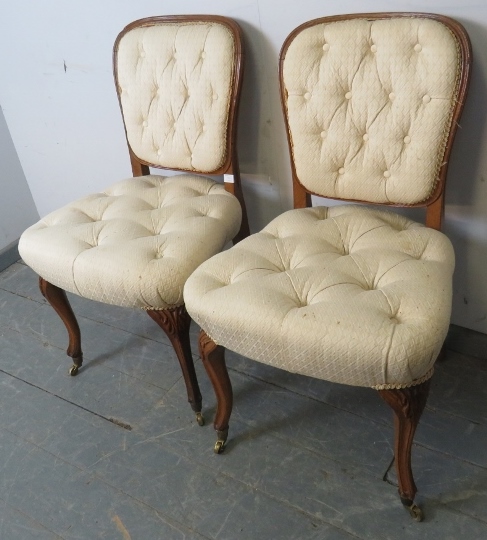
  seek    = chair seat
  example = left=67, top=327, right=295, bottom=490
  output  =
left=19, top=174, right=241, bottom=310
left=185, top=205, right=454, bottom=388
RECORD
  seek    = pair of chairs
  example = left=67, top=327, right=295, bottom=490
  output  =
left=19, top=13, right=472, bottom=521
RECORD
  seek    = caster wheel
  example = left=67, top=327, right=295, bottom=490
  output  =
left=69, top=365, right=79, bottom=376
left=196, top=413, right=205, bottom=427
left=408, top=504, right=424, bottom=522
left=214, top=440, right=225, bottom=454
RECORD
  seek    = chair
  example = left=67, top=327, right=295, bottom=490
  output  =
left=184, top=13, right=471, bottom=519
left=18, top=15, right=249, bottom=426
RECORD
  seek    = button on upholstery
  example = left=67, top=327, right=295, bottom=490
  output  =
left=423, top=95, right=431, bottom=103
left=414, top=44, right=422, bottom=52
left=363, top=133, right=369, bottom=141
left=304, top=92, right=311, bottom=100
left=345, top=91, right=352, bottom=99
left=323, top=43, right=330, bottom=51
left=320, top=131, right=326, bottom=138
left=201, top=51, right=206, bottom=59
left=389, top=92, right=395, bottom=101
left=338, top=167, right=345, bottom=175
left=371, top=44, right=377, bottom=53
left=383, top=170, right=391, bottom=178
left=404, top=135, right=411, bottom=144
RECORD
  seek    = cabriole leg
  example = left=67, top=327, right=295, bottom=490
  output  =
left=199, top=331, right=232, bottom=453
left=379, top=379, right=431, bottom=522
left=148, top=306, right=204, bottom=426
left=39, top=277, right=83, bottom=375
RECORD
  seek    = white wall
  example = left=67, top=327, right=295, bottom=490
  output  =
left=0, top=0, right=487, bottom=333
left=0, top=106, right=39, bottom=252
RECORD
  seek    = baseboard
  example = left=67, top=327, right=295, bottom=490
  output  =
left=445, top=323, right=487, bottom=361
left=0, top=240, right=20, bottom=272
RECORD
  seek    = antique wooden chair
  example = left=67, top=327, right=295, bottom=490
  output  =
left=184, top=13, right=471, bottom=519
left=19, top=15, right=249, bottom=426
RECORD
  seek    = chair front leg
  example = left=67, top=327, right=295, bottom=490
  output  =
left=148, top=306, right=204, bottom=426
left=39, top=277, right=83, bottom=375
left=378, top=378, right=431, bottom=521
left=199, top=330, right=233, bottom=453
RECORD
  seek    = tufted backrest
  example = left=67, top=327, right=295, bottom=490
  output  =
left=280, top=14, right=471, bottom=207
left=114, top=16, right=242, bottom=174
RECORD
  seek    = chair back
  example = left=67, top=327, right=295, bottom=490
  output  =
left=279, top=13, right=471, bottom=223
left=114, top=16, right=243, bottom=175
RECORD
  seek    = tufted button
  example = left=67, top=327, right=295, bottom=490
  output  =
left=213, top=93, right=218, bottom=100
left=345, top=91, right=352, bottom=100
left=202, top=125, right=207, bottom=132
left=414, top=44, right=422, bottom=52
left=338, top=167, right=345, bottom=175
left=404, top=135, right=411, bottom=144
left=323, top=43, right=330, bottom=52
left=140, top=51, right=146, bottom=58
left=423, top=95, right=431, bottom=104
left=157, top=149, right=162, bottom=156
left=201, top=51, right=206, bottom=59
left=389, top=92, right=395, bottom=101
left=142, top=120, right=148, bottom=128
left=383, top=170, right=391, bottom=178
left=320, top=131, right=326, bottom=138
left=304, top=92, right=311, bottom=100
left=370, top=44, right=377, bottom=53
left=362, top=133, right=369, bottom=141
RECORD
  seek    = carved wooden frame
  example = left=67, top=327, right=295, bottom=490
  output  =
left=279, top=12, right=472, bottom=231
left=39, top=14, right=250, bottom=426
left=199, top=12, right=472, bottom=520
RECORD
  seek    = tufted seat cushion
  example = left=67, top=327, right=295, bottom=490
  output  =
left=19, top=174, right=241, bottom=310
left=184, top=205, right=454, bottom=388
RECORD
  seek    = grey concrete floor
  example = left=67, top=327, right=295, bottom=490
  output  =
left=0, top=261, right=486, bottom=539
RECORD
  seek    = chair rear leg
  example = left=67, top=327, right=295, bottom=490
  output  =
left=378, top=378, right=431, bottom=521
left=199, top=330, right=232, bottom=453
left=39, top=277, right=83, bottom=375
left=148, top=306, right=204, bottom=426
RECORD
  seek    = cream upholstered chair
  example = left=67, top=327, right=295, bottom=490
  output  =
left=184, top=13, right=471, bottom=519
left=19, top=15, right=249, bottom=426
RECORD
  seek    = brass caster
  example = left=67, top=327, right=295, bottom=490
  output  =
left=214, top=440, right=225, bottom=454
left=69, top=365, right=79, bottom=376
left=196, top=413, right=205, bottom=427
left=408, top=503, right=424, bottom=522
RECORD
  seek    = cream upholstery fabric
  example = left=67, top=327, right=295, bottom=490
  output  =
left=282, top=17, right=461, bottom=204
left=185, top=205, right=454, bottom=388
left=116, top=22, right=235, bottom=172
left=20, top=175, right=241, bottom=309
